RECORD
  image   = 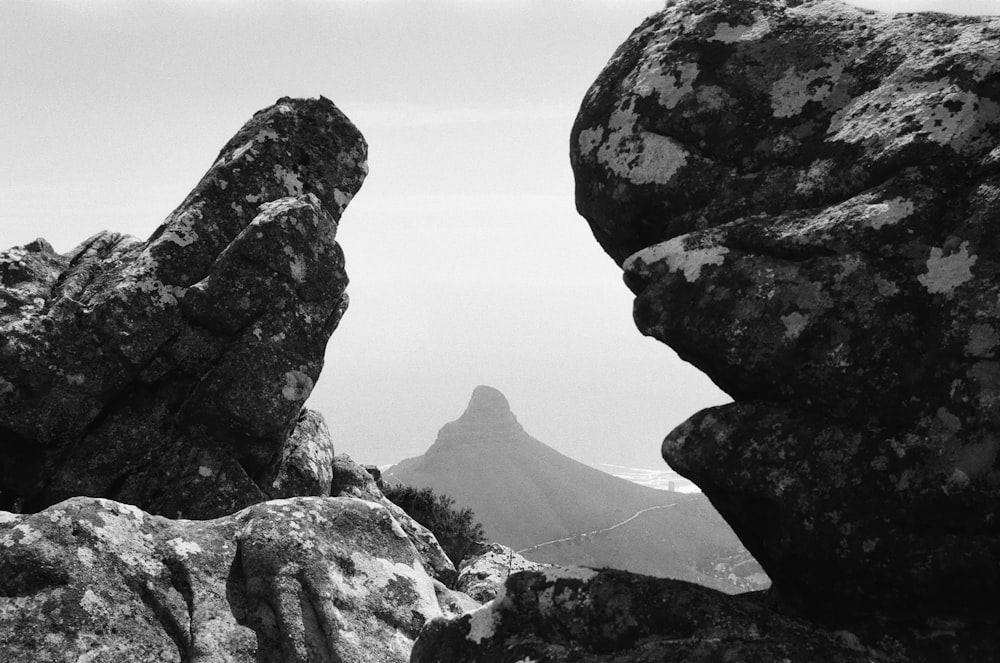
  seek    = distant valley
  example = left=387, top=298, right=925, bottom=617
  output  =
left=385, top=386, right=768, bottom=593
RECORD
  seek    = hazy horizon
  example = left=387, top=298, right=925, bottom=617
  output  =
left=3, top=0, right=993, bottom=472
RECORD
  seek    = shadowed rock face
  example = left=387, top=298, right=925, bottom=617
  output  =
left=412, top=568, right=879, bottom=663
left=0, top=97, right=367, bottom=518
left=572, top=0, right=1000, bottom=621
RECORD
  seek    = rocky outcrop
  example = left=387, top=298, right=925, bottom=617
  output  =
left=0, top=494, right=472, bottom=663
left=571, top=0, right=1000, bottom=627
left=413, top=567, right=887, bottom=663
left=332, top=453, right=458, bottom=585
left=455, top=542, right=547, bottom=603
left=0, top=97, right=367, bottom=518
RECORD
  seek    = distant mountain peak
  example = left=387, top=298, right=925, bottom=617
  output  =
left=462, top=385, right=513, bottom=420
left=429, top=385, right=523, bottom=446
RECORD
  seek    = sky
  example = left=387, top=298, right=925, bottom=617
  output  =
left=2, top=0, right=996, bottom=471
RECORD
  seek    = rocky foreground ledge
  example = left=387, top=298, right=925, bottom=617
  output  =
left=0, top=458, right=474, bottom=662
left=0, top=97, right=367, bottom=519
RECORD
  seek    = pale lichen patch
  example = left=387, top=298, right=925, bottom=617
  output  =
left=160, top=208, right=201, bottom=248
left=875, top=277, right=900, bottom=297
left=577, top=127, right=605, bottom=155
left=332, top=188, right=354, bottom=211
left=0, top=511, right=20, bottom=525
left=166, top=537, right=203, bottom=558
left=693, top=85, right=729, bottom=111
left=635, top=61, right=699, bottom=109
left=282, top=246, right=308, bottom=282
left=917, top=241, right=977, bottom=295
left=967, top=323, right=1000, bottom=357
left=77, top=547, right=95, bottom=567
left=80, top=589, right=104, bottom=615
left=781, top=312, right=810, bottom=340
left=4, top=523, right=42, bottom=547
left=281, top=370, right=314, bottom=401
left=274, top=165, right=304, bottom=196
left=771, top=60, right=848, bottom=119
left=624, top=235, right=729, bottom=283
left=595, top=104, right=689, bottom=185
left=709, top=13, right=771, bottom=43
left=231, top=140, right=257, bottom=162
left=862, top=197, right=915, bottom=230
left=830, top=82, right=1000, bottom=155
left=466, top=598, right=502, bottom=644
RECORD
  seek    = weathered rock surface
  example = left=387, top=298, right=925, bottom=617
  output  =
left=0, top=96, right=367, bottom=518
left=571, top=0, right=1000, bottom=624
left=0, top=494, right=471, bottom=663
left=413, top=567, right=888, bottom=663
left=332, top=452, right=458, bottom=586
left=456, top=541, right=547, bottom=603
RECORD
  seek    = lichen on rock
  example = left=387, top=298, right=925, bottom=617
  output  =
left=0, top=494, right=470, bottom=663
left=570, top=0, right=1000, bottom=646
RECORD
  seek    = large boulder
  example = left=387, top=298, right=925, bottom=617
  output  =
left=0, top=494, right=470, bottom=663
left=412, top=567, right=884, bottom=663
left=0, top=97, right=367, bottom=518
left=572, top=0, right=1000, bottom=622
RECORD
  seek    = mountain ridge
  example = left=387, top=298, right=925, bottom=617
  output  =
left=386, top=385, right=767, bottom=592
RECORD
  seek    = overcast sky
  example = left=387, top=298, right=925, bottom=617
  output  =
left=2, top=0, right=995, bottom=470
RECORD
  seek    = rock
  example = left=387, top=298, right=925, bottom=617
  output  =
left=363, top=464, right=382, bottom=484
left=571, top=0, right=1000, bottom=621
left=0, top=96, right=367, bottom=518
left=0, top=494, right=468, bottom=663
left=456, top=542, right=547, bottom=603
left=332, top=453, right=457, bottom=585
left=332, top=453, right=387, bottom=502
left=412, top=567, right=885, bottom=663
left=265, top=409, right=336, bottom=499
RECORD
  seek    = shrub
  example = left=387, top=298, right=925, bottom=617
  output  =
left=382, top=484, right=485, bottom=567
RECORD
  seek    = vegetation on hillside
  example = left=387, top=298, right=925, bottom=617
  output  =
left=381, top=484, right=485, bottom=567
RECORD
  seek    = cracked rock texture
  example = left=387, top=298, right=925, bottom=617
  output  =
left=0, top=96, right=367, bottom=518
left=412, top=567, right=886, bottom=663
left=0, top=494, right=470, bottom=663
left=572, top=0, right=1000, bottom=641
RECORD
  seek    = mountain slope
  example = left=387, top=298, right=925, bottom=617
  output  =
left=385, top=386, right=767, bottom=591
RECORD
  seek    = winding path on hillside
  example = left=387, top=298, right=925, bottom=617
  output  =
left=516, top=503, right=677, bottom=555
